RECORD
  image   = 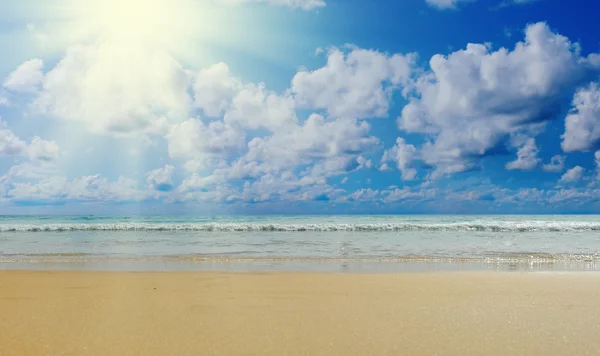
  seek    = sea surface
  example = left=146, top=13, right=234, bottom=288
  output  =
left=1, top=215, right=600, bottom=272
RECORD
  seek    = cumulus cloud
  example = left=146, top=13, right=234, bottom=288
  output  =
left=426, top=0, right=474, bottom=10
left=171, top=51, right=391, bottom=198
left=0, top=120, right=59, bottom=161
left=238, top=173, right=336, bottom=202
left=561, top=83, right=600, bottom=152
left=224, top=82, right=296, bottom=130
left=175, top=170, right=337, bottom=204
left=5, top=44, right=407, bottom=207
left=560, top=166, right=584, bottom=183
left=292, top=47, right=416, bottom=119
left=194, top=62, right=296, bottom=130
left=27, top=137, right=59, bottom=161
left=9, top=18, right=600, bottom=210
left=344, top=188, right=380, bottom=202
left=7, top=162, right=59, bottom=180
left=381, top=138, right=418, bottom=180
left=542, top=155, right=565, bottom=173
left=193, top=63, right=242, bottom=117
left=238, top=114, right=379, bottom=177
left=173, top=112, right=380, bottom=203
left=3, top=59, right=44, bottom=93
left=505, top=138, right=540, bottom=171
left=384, top=187, right=438, bottom=203
left=0, top=122, right=28, bottom=157
left=379, top=163, right=391, bottom=171
left=34, top=43, right=190, bottom=136
left=165, top=118, right=245, bottom=171
left=398, top=22, right=600, bottom=178
left=146, top=165, right=175, bottom=192
left=4, top=175, right=148, bottom=203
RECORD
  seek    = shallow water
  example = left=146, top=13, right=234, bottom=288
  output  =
left=1, top=215, right=600, bottom=271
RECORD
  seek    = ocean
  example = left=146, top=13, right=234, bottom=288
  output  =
left=1, top=215, right=600, bottom=272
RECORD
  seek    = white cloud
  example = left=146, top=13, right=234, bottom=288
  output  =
left=505, top=138, right=540, bottom=171
left=224, top=82, right=296, bottom=131
left=178, top=173, right=219, bottom=192
left=561, top=83, right=600, bottom=152
left=560, top=166, right=584, bottom=183
left=165, top=118, right=245, bottom=170
left=292, top=47, right=416, bottom=119
left=379, top=163, right=391, bottom=171
left=176, top=170, right=337, bottom=204
left=345, top=188, right=380, bottom=202
left=542, top=155, right=565, bottom=173
left=547, top=188, right=600, bottom=204
left=70, top=175, right=146, bottom=202
left=5, top=176, right=67, bottom=201
left=171, top=53, right=387, bottom=193
left=193, top=63, right=242, bottom=117
left=383, top=187, right=438, bottom=202
left=0, top=120, right=59, bottom=161
left=0, top=122, right=28, bottom=156
left=6, top=175, right=148, bottom=203
left=27, top=137, right=59, bottom=161
left=306, top=155, right=371, bottom=178
left=146, top=165, right=175, bottom=192
left=172, top=112, right=380, bottom=201
left=34, top=43, right=191, bottom=136
left=356, top=156, right=372, bottom=169
left=3, top=59, right=44, bottom=93
left=194, top=62, right=296, bottom=130
left=381, top=138, right=418, bottom=180
left=237, top=172, right=335, bottom=202
left=426, top=0, right=474, bottom=10
left=398, top=22, right=600, bottom=178
left=238, top=114, right=379, bottom=177
left=7, top=162, right=59, bottom=180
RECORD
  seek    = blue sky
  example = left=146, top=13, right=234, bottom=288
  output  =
left=1, top=0, right=600, bottom=214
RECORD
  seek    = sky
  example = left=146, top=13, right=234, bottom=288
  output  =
left=1, top=0, right=600, bottom=215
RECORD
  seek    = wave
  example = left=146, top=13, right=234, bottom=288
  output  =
left=2, top=221, right=600, bottom=232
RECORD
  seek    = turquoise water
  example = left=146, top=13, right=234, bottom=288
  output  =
left=1, top=215, right=600, bottom=271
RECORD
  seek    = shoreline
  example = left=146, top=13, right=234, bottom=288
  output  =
left=2, top=270, right=600, bottom=355
left=2, top=258, right=600, bottom=273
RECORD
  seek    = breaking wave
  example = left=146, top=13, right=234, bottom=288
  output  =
left=2, top=221, right=600, bottom=232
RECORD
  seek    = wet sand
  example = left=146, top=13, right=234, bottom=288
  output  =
left=1, top=270, right=600, bottom=355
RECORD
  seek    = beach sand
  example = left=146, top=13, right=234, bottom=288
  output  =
left=1, top=270, right=600, bottom=355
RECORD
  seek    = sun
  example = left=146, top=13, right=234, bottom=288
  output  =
left=82, top=0, right=199, bottom=44
left=18, top=0, right=278, bottom=68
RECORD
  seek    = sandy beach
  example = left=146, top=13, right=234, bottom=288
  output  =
left=1, top=270, right=600, bottom=355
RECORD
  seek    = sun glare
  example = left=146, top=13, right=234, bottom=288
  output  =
left=18, top=0, right=280, bottom=68
left=84, top=0, right=195, bottom=43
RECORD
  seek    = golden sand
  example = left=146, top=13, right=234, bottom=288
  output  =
left=1, top=270, right=600, bottom=355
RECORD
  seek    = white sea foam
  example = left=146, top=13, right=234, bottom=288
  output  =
left=2, top=221, right=600, bottom=232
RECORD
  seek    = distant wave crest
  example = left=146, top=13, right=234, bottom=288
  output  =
left=2, top=221, right=600, bottom=232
